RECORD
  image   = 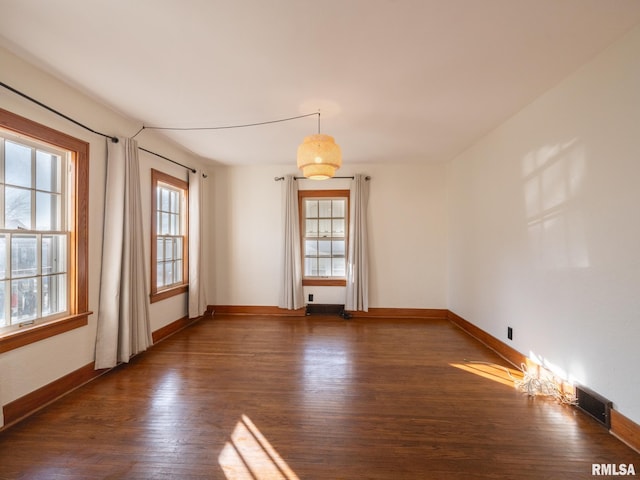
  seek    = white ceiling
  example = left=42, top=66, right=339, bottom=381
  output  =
left=2, top=0, right=640, bottom=167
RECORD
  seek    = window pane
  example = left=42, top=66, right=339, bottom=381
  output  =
left=42, top=235, right=66, bottom=275
left=318, top=257, right=331, bottom=276
left=170, top=190, right=180, bottom=213
left=5, top=141, right=32, bottom=188
left=305, top=257, right=317, bottom=277
left=332, top=219, right=345, bottom=236
left=47, top=235, right=68, bottom=274
left=305, top=200, right=318, bottom=218
left=0, top=235, right=5, bottom=279
left=175, top=237, right=183, bottom=260
left=164, top=238, right=173, bottom=260
left=55, top=235, right=67, bottom=274
left=157, top=238, right=164, bottom=261
left=318, top=200, right=332, bottom=217
left=318, top=219, right=331, bottom=236
left=160, top=188, right=170, bottom=211
left=42, top=236, right=52, bottom=274
left=42, top=274, right=67, bottom=317
left=305, top=219, right=318, bottom=237
left=11, top=235, right=37, bottom=277
left=175, top=260, right=183, bottom=283
left=36, top=191, right=61, bottom=230
left=11, top=278, right=38, bottom=323
left=170, top=212, right=179, bottom=235
left=5, top=186, right=32, bottom=229
left=304, top=239, right=318, bottom=256
left=332, top=200, right=345, bottom=218
left=156, top=262, right=165, bottom=287
left=36, top=150, right=61, bottom=193
left=332, top=258, right=346, bottom=277
left=160, top=212, right=169, bottom=234
left=318, top=240, right=331, bottom=256
left=164, top=262, right=174, bottom=285
left=332, top=240, right=345, bottom=257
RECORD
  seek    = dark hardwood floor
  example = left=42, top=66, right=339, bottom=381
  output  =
left=0, top=315, right=638, bottom=479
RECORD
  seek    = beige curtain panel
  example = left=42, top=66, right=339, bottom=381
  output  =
left=345, top=174, right=370, bottom=312
left=279, top=174, right=305, bottom=310
left=95, top=137, right=152, bottom=369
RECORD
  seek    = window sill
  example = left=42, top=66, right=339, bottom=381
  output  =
left=303, top=278, right=347, bottom=287
left=0, top=312, right=91, bottom=354
left=150, top=284, right=188, bottom=304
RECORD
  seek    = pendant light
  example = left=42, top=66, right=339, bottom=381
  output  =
left=296, top=112, right=342, bottom=180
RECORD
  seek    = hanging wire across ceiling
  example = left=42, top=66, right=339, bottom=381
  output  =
left=134, top=110, right=343, bottom=179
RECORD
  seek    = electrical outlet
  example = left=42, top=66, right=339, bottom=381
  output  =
left=308, top=294, right=314, bottom=302
left=507, top=327, right=513, bottom=340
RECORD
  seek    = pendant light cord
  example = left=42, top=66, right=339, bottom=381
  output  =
left=134, top=111, right=321, bottom=138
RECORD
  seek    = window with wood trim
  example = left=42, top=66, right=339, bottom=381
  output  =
left=0, top=107, right=90, bottom=353
left=299, top=190, right=349, bottom=286
left=150, top=169, right=188, bottom=303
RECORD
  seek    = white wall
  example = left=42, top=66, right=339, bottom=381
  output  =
left=208, top=162, right=448, bottom=309
left=0, top=46, right=208, bottom=427
left=447, top=25, right=640, bottom=424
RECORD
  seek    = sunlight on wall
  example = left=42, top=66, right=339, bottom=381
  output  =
left=218, top=415, right=300, bottom=480
left=528, top=350, right=585, bottom=389
left=528, top=351, right=568, bottom=381
left=523, top=139, right=590, bottom=269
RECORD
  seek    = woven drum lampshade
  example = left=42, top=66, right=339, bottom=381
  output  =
left=297, top=134, right=342, bottom=180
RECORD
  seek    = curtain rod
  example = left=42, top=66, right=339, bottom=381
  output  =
left=0, top=80, right=198, bottom=174
left=1, top=80, right=119, bottom=143
left=139, top=147, right=199, bottom=174
left=274, top=176, right=370, bottom=181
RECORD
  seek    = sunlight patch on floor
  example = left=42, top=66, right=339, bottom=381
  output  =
left=450, top=361, right=523, bottom=388
left=218, top=415, right=300, bottom=480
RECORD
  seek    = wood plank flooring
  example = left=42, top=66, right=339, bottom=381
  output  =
left=0, top=315, right=638, bottom=479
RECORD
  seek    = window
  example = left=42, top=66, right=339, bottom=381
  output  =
left=1, top=135, right=68, bottom=325
left=299, top=190, right=349, bottom=286
left=0, top=107, right=89, bottom=353
left=150, top=169, right=188, bottom=303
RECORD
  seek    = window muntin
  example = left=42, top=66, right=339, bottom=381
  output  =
left=299, top=190, right=349, bottom=285
left=0, top=130, right=69, bottom=329
left=150, top=169, right=188, bottom=302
